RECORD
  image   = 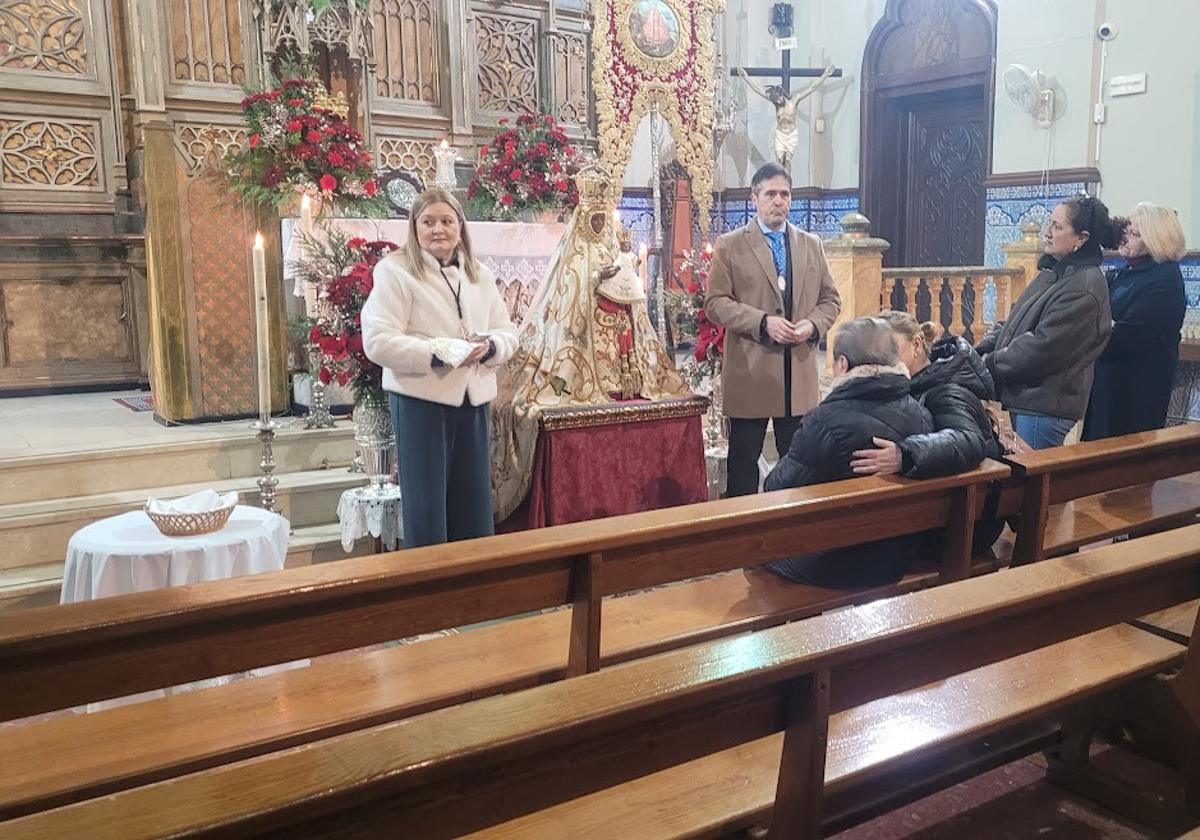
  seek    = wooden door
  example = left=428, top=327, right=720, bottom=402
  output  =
left=900, top=89, right=987, bottom=266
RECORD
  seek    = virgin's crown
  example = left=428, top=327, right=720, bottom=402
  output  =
left=574, top=164, right=616, bottom=208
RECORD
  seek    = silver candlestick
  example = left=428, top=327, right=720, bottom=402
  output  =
left=253, top=419, right=280, bottom=512
left=303, top=343, right=336, bottom=429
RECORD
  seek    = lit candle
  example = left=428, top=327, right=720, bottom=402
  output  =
left=253, top=232, right=270, bottom=425
left=300, top=194, right=313, bottom=237
left=613, top=209, right=621, bottom=227
left=704, top=242, right=714, bottom=257
left=638, top=243, right=649, bottom=292
left=434, top=139, right=457, bottom=190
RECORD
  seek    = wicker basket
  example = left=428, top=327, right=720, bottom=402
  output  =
left=144, top=502, right=236, bottom=537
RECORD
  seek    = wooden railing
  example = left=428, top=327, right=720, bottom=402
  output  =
left=881, top=266, right=1025, bottom=343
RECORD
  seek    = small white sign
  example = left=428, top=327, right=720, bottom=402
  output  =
left=775, top=36, right=798, bottom=51
left=1109, top=73, right=1147, bottom=97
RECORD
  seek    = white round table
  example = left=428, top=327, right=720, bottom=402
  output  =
left=337, top=485, right=404, bottom=553
left=62, top=505, right=290, bottom=604
left=61, top=505, right=296, bottom=710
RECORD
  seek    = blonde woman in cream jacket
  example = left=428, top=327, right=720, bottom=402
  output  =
left=361, top=189, right=516, bottom=547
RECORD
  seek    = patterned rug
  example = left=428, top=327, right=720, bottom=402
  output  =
left=114, top=395, right=155, bottom=412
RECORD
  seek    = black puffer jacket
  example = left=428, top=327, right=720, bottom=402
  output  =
left=900, top=336, right=1002, bottom=478
left=765, top=371, right=933, bottom=588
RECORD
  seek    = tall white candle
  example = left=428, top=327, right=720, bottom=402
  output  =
left=300, top=194, right=313, bottom=237
left=253, top=232, right=270, bottom=425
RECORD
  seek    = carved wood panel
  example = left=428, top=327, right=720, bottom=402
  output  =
left=375, top=135, right=436, bottom=184
left=0, top=0, right=90, bottom=74
left=166, top=0, right=247, bottom=86
left=903, top=92, right=986, bottom=266
left=372, top=0, right=438, bottom=104
left=471, top=11, right=538, bottom=116
left=174, top=121, right=247, bottom=177
left=0, top=115, right=101, bottom=190
left=548, top=30, right=587, bottom=128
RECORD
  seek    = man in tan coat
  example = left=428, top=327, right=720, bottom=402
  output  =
left=705, top=162, right=842, bottom=496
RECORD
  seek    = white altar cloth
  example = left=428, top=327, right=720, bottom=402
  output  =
left=283, top=219, right=565, bottom=324
left=62, top=505, right=289, bottom=603
left=62, top=506, right=296, bottom=710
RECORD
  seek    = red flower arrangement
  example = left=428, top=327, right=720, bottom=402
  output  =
left=666, top=247, right=724, bottom=387
left=467, top=113, right=582, bottom=220
left=226, top=76, right=385, bottom=216
left=302, top=234, right=398, bottom=403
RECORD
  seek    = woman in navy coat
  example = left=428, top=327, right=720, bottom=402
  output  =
left=1083, top=202, right=1188, bottom=440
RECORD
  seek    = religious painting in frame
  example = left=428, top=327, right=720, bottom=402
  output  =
left=629, top=0, right=682, bottom=59
left=592, top=0, right=725, bottom=233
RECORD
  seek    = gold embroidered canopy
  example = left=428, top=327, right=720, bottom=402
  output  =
left=591, top=0, right=725, bottom=233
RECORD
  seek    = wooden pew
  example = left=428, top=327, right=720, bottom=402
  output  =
left=0, top=463, right=1007, bottom=821
left=0, top=462, right=1006, bottom=723
left=1005, top=424, right=1200, bottom=566
left=7, top=524, right=1198, bottom=840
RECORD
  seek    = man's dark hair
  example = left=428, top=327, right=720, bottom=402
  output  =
left=751, top=162, right=793, bottom=193
left=833, top=317, right=900, bottom=369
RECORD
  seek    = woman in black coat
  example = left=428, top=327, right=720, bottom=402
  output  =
left=851, top=312, right=1004, bottom=553
left=1083, top=202, right=1188, bottom=440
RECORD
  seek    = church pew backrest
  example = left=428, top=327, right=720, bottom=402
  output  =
left=1004, top=423, right=1200, bottom=566
left=0, top=461, right=1008, bottom=721
left=8, top=524, right=1199, bottom=840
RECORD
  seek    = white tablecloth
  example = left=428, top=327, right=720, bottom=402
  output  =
left=62, top=505, right=297, bottom=710
left=337, top=485, right=404, bottom=552
left=62, top=506, right=290, bottom=603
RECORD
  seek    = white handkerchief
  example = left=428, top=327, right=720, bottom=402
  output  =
left=147, top=489, right=237, bottom=515
left=431, top=337, right=475, bottom=368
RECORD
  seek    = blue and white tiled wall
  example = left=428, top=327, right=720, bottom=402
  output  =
left=983, top=181, right=1092, bottom=268
left=617, top=190, right=860, bottom=246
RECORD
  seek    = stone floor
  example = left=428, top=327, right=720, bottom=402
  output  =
left=0, top=390, right=274, bottom=458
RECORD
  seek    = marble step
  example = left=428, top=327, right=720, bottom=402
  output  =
left=0, top=426, right=358, bottom=506
left=0, top=522, right=379, bottom=614
left=0, top=469, right=369, bottom=572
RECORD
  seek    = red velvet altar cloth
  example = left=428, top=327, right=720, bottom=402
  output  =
left=500, top=397, right=709, bottom=530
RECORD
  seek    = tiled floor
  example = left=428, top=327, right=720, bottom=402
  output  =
left=0, top=391, right=291, bottom=458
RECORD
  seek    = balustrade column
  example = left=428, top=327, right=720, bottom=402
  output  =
left=926, top=277, right=945, bottom=333
left=823, top=213, right=890, bottom=365
left=995, top=275, right=1012, bottom=322
left=968, top=275, right=988, bottom=340
left=1001, top=220, right=1042, bottom=308
left=902, top=277, right=921, bottom=317
left=948, top=277, right=967, bottom=337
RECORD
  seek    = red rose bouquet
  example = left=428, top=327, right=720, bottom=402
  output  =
left=226, top=75, right=385, bottom=216
left=666, top=247, right=724, bottom=388
left=467, top=113, right=582, bottom=220
left=293, top=228, right=398, bottom=404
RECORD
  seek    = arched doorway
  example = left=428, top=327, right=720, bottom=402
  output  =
left=860, top=0, right=997, bottom=267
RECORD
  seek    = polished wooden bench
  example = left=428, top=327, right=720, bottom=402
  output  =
left=0, top=463, right=1007, bottom=819
left=8, top=525, right=1198, bottom=840
left=1005, top=424, right=1200, bottom=566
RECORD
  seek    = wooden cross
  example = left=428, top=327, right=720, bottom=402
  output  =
left=731, top=52, right=842, bottom=95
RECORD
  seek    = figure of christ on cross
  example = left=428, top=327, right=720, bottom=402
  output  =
left=735, top=57, right=841, bottom=170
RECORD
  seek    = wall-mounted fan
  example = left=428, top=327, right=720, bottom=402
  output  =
left=1003, top=64, right=1065, bottom=128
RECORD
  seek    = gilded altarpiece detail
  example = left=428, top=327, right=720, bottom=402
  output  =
left=0, top=116, right=100, bottom=189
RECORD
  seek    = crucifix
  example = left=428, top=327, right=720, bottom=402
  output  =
left=733, top=51, right=842, bottom=170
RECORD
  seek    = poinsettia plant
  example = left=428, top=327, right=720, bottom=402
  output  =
left=291, top=227, right=398, bottom=404
left=666, top=247, right=724, bottom=390
left=226, top=74, right=386, bottom=216
left=467, top=113, right=582, bottom=220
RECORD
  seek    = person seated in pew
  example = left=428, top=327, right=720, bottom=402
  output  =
left=764, top=317, right=933, bottom=588
left=849, top=311, right=1005, bottom=554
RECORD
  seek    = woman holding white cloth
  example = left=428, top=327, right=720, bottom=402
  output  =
left=362, top=189, right=517, bottom=547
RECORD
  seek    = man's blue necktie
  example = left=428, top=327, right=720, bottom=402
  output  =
left=765, top=230, right=787, bottom=278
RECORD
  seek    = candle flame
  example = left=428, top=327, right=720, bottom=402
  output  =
left=638, top=243, right=648, bottom=255
left=613, top=209, right=621, bottom=224
left=704, top=243, right=714, bottom=255
left=254, top=232, right=264, bottom=249
left=440, top=139, right=449, bottom=149
left=301, top=195, right=311, bottom=210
